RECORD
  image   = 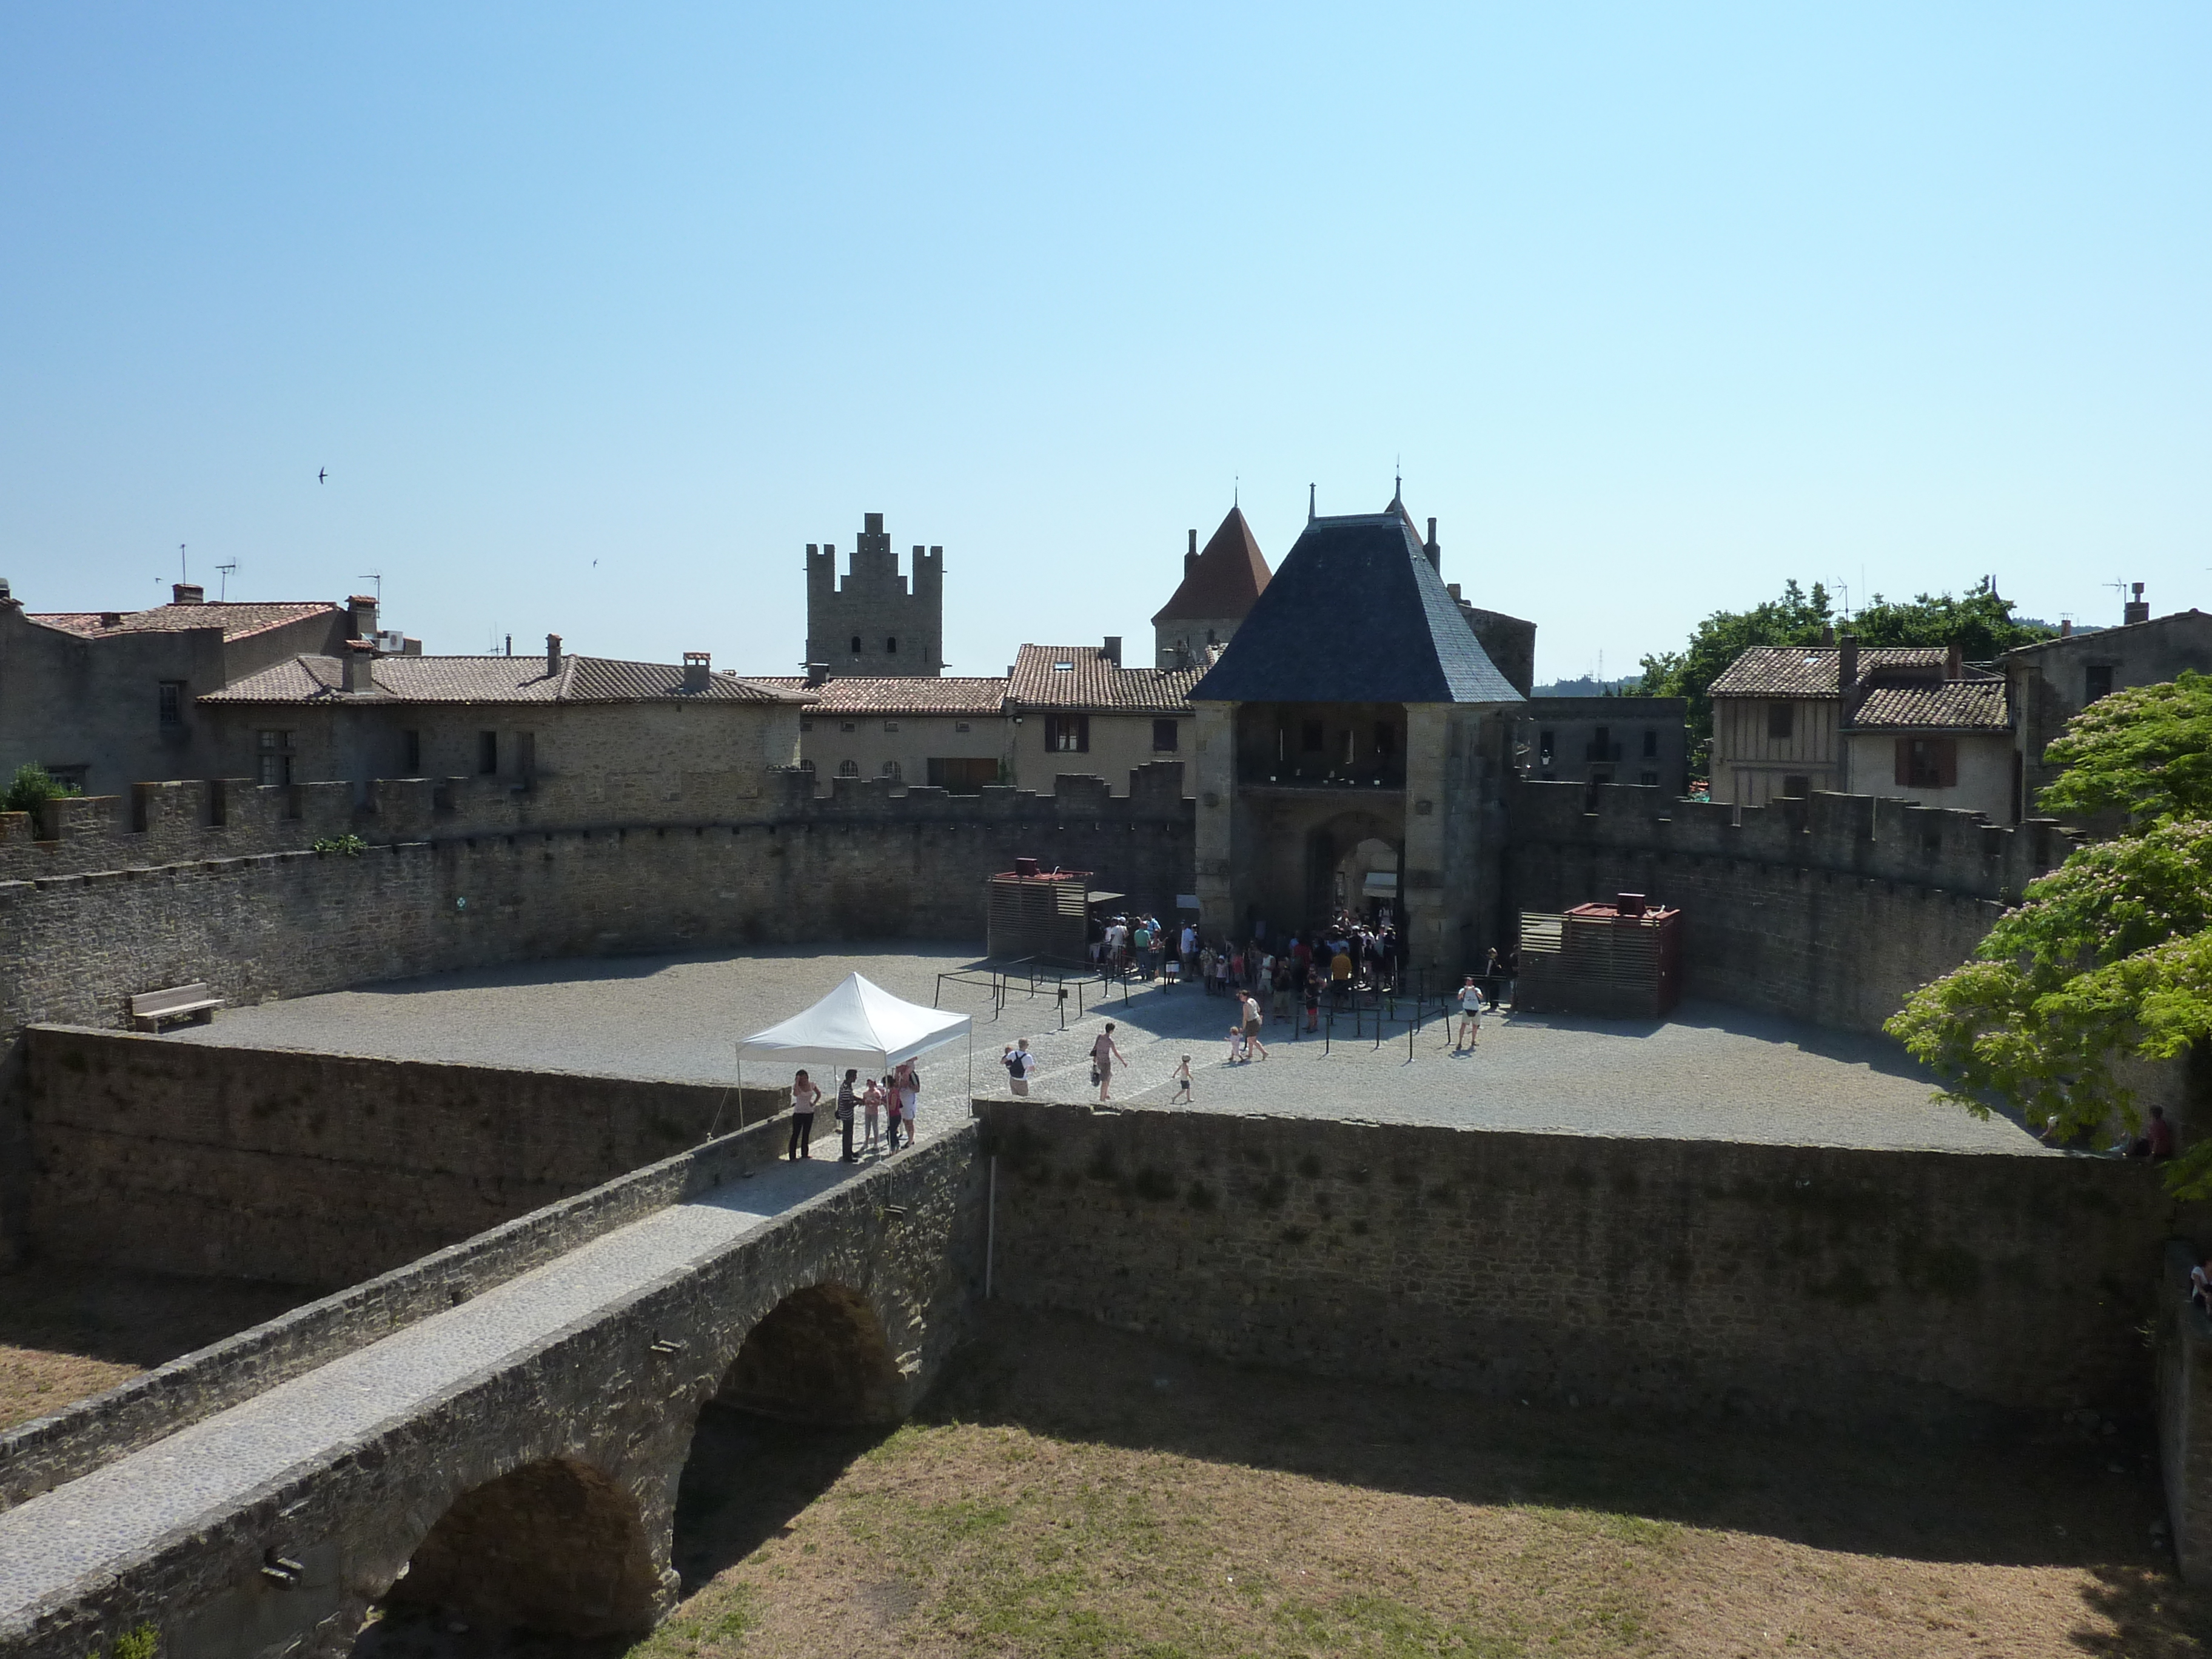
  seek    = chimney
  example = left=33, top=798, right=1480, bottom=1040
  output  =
left=1820, top=623, right=1835, bottom=646
left=2060, top=618, right=2073, bottom=638
left=1102, top=635, right=1122, bottom=668
left=1945, top=640, right=1963, bottom=680
left=547, top=633, right=563, bottom=675
left=1185, top=528, right=1197, bottom=577
left=0, top=577, right=14, bottom=607
left=805, top=661, right=828, bottom=687
left=342, top=637, right=377, bottom=693
left=172, top=583, right=204, bottom=605
left=683, top=650, right=711, bottom=692
left=1837, top=632, right=1859, bottom=699
left=1426, top=517, right=1439, bottom=572
left=2125, top=581, right=2150, bottom=625
left=348, top=594, right=379, bottom=638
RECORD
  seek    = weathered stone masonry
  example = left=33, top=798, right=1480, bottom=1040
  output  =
left=975, top=1100, right=2199, bottom=1423
left=4, top=1124, right=987, bottom=1659
left=20, top=1027, right=788, bottom=1286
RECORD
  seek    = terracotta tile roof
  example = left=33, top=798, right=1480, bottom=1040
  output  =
left=29, top=601, right=341, bottom=643
left=1849, top=680, right=2011, bottom=731
left=751, top=675, right=1008, bottom=716
left=1007, top=645, right=1203, bottom=714
left=1151, top=506, right=1272, bottom=625
left=1709, top=646, right=1952, bottom=699
left=201, top=654, right=813, bottom=706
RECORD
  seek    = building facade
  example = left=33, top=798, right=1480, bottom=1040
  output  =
left=756, top=675, right=1011, bottom=791
left=1188, top=508, right=1526, bottom=973
left=2003, top=598, right=2212, bottom=820
left=0, top=582, right=370, bottom=797
left=804, top=512, right=943, bottom=678
left=1839, top=678, right=2014, bottom=822
left=1513, top=696, right=1691, bottom=793
left=199, top=637, right=809, bottom=800
left=1006, top=641, right=1202, bottom=796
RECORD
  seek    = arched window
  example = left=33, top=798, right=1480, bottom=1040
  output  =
left=850, top=635, right=862, bottom=654
left=880, top=759, right=901, bottom=779
left=837, top=760, right=859, bottom=777
left=886, top=635, right=897, bottom=654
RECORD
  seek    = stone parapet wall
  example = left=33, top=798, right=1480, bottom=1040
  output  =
left=974, top=1101, right=2194, bottom=1424
left=0, top=762, right=1192, bottom=882
left=20, top=1027, right=788, bottom=1286
left=1503, top=780, right=2079, bottom=1033
left=0, top=1107, right=800, bottom=1513
left=1507, top=778, right=2074, bottom=904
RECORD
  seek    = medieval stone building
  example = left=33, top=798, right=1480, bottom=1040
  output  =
left=804, top=512, right=943, bottom=678
left=1188, top=500, right=1530, bottom=974
left=1151, top=506, right=1271, bottom=668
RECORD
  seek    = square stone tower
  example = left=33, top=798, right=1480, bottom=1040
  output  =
left=804, top=512, right=945, bottom=677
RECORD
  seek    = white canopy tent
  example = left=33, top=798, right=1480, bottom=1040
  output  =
left=734, top=973, right=974, bottom=1118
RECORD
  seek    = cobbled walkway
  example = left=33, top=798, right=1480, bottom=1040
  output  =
left=0, top=1129, right=940, bottom=1632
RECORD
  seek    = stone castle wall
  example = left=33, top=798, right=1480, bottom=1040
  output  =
left=1504, top=780, right=2078, bottom=1033
left=19, top=1028, right=789, bottom=1287
left=976, top=1100, right=2195, bottom=1424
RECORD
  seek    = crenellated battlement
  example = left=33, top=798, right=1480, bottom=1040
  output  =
left=0, top=762, right=1193, bottom=883
left=1506, top=779, right=2078, bottom=905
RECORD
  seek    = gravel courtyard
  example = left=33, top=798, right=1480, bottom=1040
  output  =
left=170, top=942, right=2048, bottom=1155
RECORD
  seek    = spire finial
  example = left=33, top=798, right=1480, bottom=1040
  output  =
left=1233, top=474, right=1239, bottom=508
left=1307, top=482, right=1316, bottom=522
left=1392, top=455, right=1403, bottom=508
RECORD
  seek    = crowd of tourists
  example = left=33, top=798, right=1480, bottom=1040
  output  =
left=783, top=1061, right=921, bottom=1164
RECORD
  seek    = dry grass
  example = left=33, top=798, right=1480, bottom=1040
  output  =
left=0, top=1262, right=311, bottom=1430
left=623, top=1307, right=2205, bottom=1659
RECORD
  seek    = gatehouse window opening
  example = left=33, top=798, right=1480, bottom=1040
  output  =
left=402, top=729, right=421, bottom=773
left=255, top=729, right=295, bottom=786
left=850, top=635, right=862, bottom=654
left=886, top=635, right=897, bottom=654
left=1301, top=719, right=1324, bottom=752
left=477, top=731, right=498, bottom=775
left=2086, top=665, right=2114, bottom=702
left=1152, top=719, right=1179, bottom=752
left=1767, top=702, right=1795, bottom=740
left=1642, top=728, right=1659, bottom=759
left=157, top=680, right=184, bottom=729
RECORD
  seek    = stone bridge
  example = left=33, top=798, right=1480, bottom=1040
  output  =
left=0, top=1113, right=985, bottom=1658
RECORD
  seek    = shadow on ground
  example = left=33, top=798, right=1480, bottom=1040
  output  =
left=923, top=1305, right=2207, bottom=1654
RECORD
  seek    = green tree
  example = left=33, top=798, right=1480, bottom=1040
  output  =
left=3, top=762, right=79, bottom=815
left=1887, top=673, right=2212, bottom=1196
left=1846, top=577, right=2053, bottom=660
left=2036, top=671, right=2212, bottom=826
left=1630, top=579, right=1836, bottom=756
left=1631, top=577, right=2054, bottom=765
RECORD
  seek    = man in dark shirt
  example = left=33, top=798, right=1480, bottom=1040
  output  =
left=837, top=1069, right=860, bottom=1163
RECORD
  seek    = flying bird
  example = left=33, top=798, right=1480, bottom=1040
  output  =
left=318, top=468, right=327, bottom=484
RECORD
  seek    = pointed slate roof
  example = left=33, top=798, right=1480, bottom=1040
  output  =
left=1151, top=506, right=1271, bottom=625
left=1188, top=513, right=1523, bottom=705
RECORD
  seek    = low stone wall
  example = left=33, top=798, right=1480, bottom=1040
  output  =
left=0, top=1108, right=797, bottom=1512
left=20, top=1027, right=786, bottom=1285
left=976, top=1100, right=2194, bottom=1424
left=2158, top=1239, right=2212, bottom=1580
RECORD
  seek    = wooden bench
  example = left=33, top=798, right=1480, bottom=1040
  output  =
left=129, top=983, right=226, bottom=1031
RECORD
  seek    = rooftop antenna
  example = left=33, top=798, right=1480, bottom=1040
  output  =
left=178, top=543, right=187, bottom=585
left=215, top=560, right=238, bottom=600
left=1233, top=474, right=1238, bottom=507
left=357, top=572, right=383, bottom=603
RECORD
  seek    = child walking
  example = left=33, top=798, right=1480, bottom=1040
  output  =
left=1171, top=1055, right=1193, bottom=1103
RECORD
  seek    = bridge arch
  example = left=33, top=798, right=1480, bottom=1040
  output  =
left=383, top=1456, right=660, bottom=1639
left=712, top=1279, right=904, bottom=1425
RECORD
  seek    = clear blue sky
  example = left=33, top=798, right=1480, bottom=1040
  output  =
left=4, top=5, right=2205, bottom=682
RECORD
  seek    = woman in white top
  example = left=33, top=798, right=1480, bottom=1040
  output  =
left=787, top=1070, right=820, bottom=1161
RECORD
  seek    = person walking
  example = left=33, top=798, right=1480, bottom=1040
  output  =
left=862, top=1075, right=884, bottom=1154
left=787, top=1070, right=820, bottom=1161
left=1481, top=947, right=1503, bottom=1011
left=893, top=1062, right=919, bottom=1150
left=1455, top=975, right=1484, bottom=1052
left=1240, top=989, right=1270, bottom=1061
left=1013, top=1038, right=1035, bottom=1096
left=1091, top=1022, right=1127, bottom=1101
left=1170, top=1055, right=1193, bottom=1103
left=836, top=1068, right=860, bottom=1162
left=1302, top=964, right=1322, bottom=1033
